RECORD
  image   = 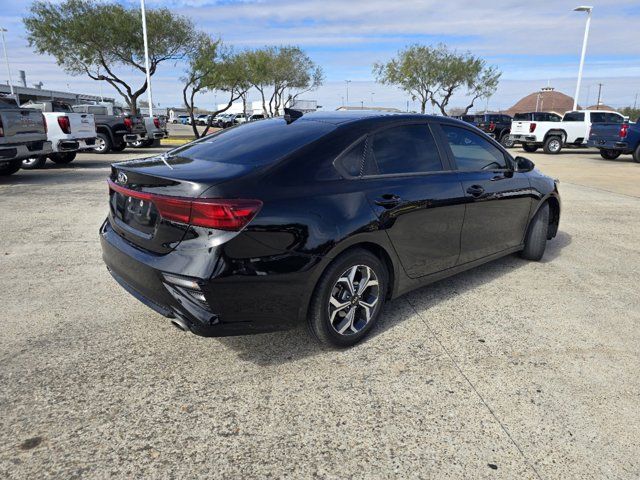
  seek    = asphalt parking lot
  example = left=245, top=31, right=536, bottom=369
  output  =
left=1, top=147, right=639, bottom=479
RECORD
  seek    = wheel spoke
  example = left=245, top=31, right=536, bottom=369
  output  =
left=358, top=297, right=378, bottom=322
left=357, top=266, right=379, bottom=295
left=337, top=266, right=358, bottom=295
left=336, top=308, right=355, bottom=334
left=329, top=295, right=350, bottom=323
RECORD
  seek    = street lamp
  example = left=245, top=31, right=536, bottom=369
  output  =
left=345, top=80, right=351, bottom=105
left=140, top=0, right=154, bottom=116
left=572, top=5, right=593, bottom=111
left=0, top=28, right=15, bottom=100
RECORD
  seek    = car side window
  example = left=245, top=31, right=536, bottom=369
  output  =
left=336, top=138, right=365, bottom=177
left=590, top=112, right=607, bottom=123
left=441, top=124, right=508, bottom=171
left=605, top=113, right=624, bottom=123
left=368, top=124, right=443, bottom=175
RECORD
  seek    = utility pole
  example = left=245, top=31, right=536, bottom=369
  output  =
left=595, top=83, right=603, bottom=109
left=360, top=100, right=363, bottom=109
left=140, top=0, right=154, bottom=116
left=406, top=100, right=409, bottom=112
left=0, top=28, right=15, bottom=100
left=572, top=6, right=593, bottom=111
left=633, top=93, right=638, bottom=110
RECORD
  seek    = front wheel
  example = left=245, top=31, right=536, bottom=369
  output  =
left=0, top=159, right=22, bottom=176
left=308, top=249, right=388, bottom=348
left=520, top=203, right=549, bottom=261
left=600, top=149, right=621, bottom=160
left=633, top=144, right=640, bottom=163
left=543, top=136, right=563, bottom=155
left=49, top=152, right=76, bottom=164
left=500, top=133, right=515, bottom=148
left=22, top=156, right=47, bottom=169
left=522, top=144, right=538, bottom=153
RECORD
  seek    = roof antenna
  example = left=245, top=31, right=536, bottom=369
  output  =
left=284, top=108, right=303, bottom=124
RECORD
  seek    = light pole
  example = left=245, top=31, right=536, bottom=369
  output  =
left=140, top=0, right=154, bottom=116
left=573, top=6, right=593, bottom=111
left=345, top=80, right=351, bottom=105
left=371, top=92, right=375, bottom=105
left=0, top=28, right=15, bottom=100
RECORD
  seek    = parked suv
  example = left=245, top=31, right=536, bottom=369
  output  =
left=588, top=118, right=640, bottom=162
left=101, top=112, right=560, bottom=347
left=0, top=96, right=52, bottom=176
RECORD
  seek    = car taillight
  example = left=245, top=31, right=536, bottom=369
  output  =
left=108, top=179, right=262, bottom=230
left=0, top=117, right=4, bottom=137
left=488, top=121, right=495, bottom=132
left=153, top=117, right=160, bottom=129
left=123, top=117, right=133, bottom=131
left=529, top=122, right=537, bottom=133
left=57, top=116, right=71, bottom=134
left=620, top=123, right=629, bottom=139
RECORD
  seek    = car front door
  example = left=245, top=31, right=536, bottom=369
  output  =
left=360, top=122, right=466, bottom=278
left=437, top=123, right=533, bottom=265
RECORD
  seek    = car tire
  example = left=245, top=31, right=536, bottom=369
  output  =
left=111, top=142, right=127, bottom=152
left=94, top=133, right=112, bottom=154
left=308, top=249, right=388, bottom=348
left=520, top=203, right=549, bottom=261
left=599, top=149, right=621, bottom=160
left=633, top=144, right=640, bottom=163
left=21, top=156, right=47, bottom=169
left=49, top=152, right=77, bottom=164
left=500, top=133, right=515, bottom=148
left=522, top=144, right=538, bottom=153
left=0, top=159, right=22, bottom=176
left=543, top=136, right=563, bottom=154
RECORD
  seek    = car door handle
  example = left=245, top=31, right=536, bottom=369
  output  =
left=466, top=185, right=485, bottom=197
left=375, top=194, right=402, bottom=208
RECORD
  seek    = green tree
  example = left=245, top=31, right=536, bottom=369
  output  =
left=24, top=0, right=196, bottom=114
left=373, top=44, right=501, bottom=116
left=620, top=106, right=640, bottom=122
left=245, top=46, right=323, bottom=116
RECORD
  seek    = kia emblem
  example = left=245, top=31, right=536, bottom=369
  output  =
left=117, top=172, right=128, bottom=184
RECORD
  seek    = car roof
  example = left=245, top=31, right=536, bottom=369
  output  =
left=297, top=110, right=449, bottom=126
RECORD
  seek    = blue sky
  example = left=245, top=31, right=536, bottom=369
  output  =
left=1, top=0, right=639, bottom=111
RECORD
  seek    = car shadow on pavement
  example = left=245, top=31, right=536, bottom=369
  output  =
left=218, top=231, right=572, bottom=366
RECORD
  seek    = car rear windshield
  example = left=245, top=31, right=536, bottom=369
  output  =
left=513, top=113, right=531, bottom=121
left=0, top=98, right=18, bottom=109
left=168, top=118, right=336, bottom=166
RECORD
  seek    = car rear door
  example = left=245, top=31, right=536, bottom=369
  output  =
left=436, top=123, right=533, bottom=265
left=360, top=122, right=465, bottom=278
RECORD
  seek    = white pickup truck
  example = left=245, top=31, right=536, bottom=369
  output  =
left=20, top=100, right=97, bottom=169
left=510, top=110, right=626, bottom=154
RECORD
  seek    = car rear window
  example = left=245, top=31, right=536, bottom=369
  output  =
left=564, top=112, right=584, bottom=122
left=168, top=118, right=336, bottom=166
left=513, top=113, right=531, bottom=121
left=0, top=98, right=18, bottom=109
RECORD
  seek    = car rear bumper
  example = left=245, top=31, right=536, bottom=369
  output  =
left=587, top=139, right=629, bottom=151
left=55, top=137, right=97, bottom=152
left=510, top=134, right=538, bottom=143
left=100, top=219, right=316, bottom=337
left=0, top=140, right=53, bottom=160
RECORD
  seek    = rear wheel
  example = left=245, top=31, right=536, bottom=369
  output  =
left=633, top=144, right=640, bottom=163
left=21, top=156, right=47, bottom=169
left=49, top=152, right=77, bottom=164
left=522, top=144, right=538, bottom=153
left=0, top=159, right=21, bottom=176
left=93, top=133, right=111, bottom=154
left=543, top=136, right=563, bottom=154
left=500, top=133, right=515, bottom=148
left=308, top=249, right=388, bottom=348
left=600, top=149, right=621, bottom=160
left=111, top=142, right=127, bottom=152
left=520, top=203, right=549, bottom=261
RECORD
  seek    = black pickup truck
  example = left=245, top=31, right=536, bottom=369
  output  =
left=72, top=104, right=146, bottom=154
left=455, top=113, right=514, bottom=147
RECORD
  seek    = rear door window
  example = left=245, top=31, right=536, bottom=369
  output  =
left=368, top=124, right=444, bottom=175
left=335, top=138, right=365, bottom=177
left=441, top=124, right=508, bottom=171
left=88, top=106, right=108, bottom=115
left=514, top=113, right=530, bottom=121
left=590, top=112, right=607, bottom=123
left=564, top=112, right=585, bottom=122
left=605, top=113, right=624, bottom=123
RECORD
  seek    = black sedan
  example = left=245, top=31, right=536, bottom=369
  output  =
left=100, top=111, right=560, bottom=347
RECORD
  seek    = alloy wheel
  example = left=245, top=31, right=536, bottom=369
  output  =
left=548, top=139, right=561, bottom=152
left=328, top=264, right=380, bottom=335
left=95, top=137, right=107, bottom=153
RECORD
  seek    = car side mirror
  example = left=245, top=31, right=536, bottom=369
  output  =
left=514, top=156, right=535, bottom=173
